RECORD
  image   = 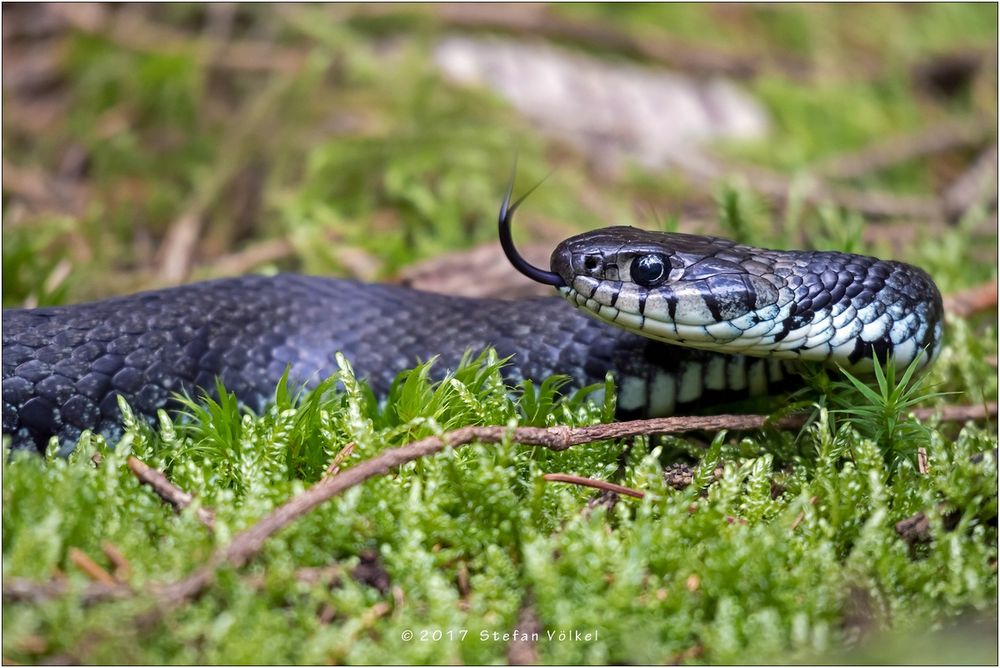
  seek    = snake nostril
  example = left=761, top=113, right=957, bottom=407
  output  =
left=583, top=255, right=601, bottom=272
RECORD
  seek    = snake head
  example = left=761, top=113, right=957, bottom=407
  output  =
left=550, top=226, right=784, bottom=352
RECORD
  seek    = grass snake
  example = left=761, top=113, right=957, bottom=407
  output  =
left=2, top=187, right=944, bottom=453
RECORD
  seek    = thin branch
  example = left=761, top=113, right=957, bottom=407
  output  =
left=53, top=5, right=306, bottom=73
left=895, top=506, right=964, bottom=547
left=127, top=457, right=216, bottom=529
left=345, top=3, right=812, bottom=80
left=157, top=404, right=996, bottom=605
left=7, top=403, right=994, bottom=607
left=944, top=280, right=998, bottom=319
left=814, top=119, right=994, bottom=181
left=67, top=548, right=116, bottom=586
left=2, top=578, right=130, bottom=605
left=324, top=442, right=357, bottom=478
left=154, top=72, right=300, bottom=285
left=99, top=542, right=132, bottom=582
left=682, top=156, right=948, bottom=221
left=790, top=495, right=819, bottom=532
left=543, top=473, right=645, bottom=499
left=943, top=144, right=998, bottom=220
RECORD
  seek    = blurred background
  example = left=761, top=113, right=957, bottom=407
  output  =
left=2, top=3, right=996, bottom=310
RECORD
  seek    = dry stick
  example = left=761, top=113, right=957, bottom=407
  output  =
left=815, top=119, right=995, bottom=181
left=99, top=542, right=132, bottom=582
left=943, top=280, right=998, bottom=319
left=324, top=442, right=357, bottom=478
left=127, top=456, right=216, bottom=529
left=155, top=71, right=300, bottom=285
left=543, top=473, right=645, bottom=499
left=67, top=548, right=117, bottom=587
left=53, top=4, right=306, bottom=73
left=682, top=157, right=947, bottom=221
left=1, top=578, right=128, bottom=605
left=943, top=144, right=999, bottom=220
left=157, top=404, right=996, bottom=604
left=3, top=403, right=994, bottom=607
left=349, top=3, right=812, bottom=80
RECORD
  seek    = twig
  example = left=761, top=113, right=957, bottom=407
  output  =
left=943, top=144, right=998, bottom=220
left=917, top=448, right=929, bottom=475
left=99, top=542, right=132, bottom=582
left=543, top=473, right=645, bottom=499
left=52, top=5, right=306, bottom=73
left=895, top=507, right=963, bottom=547
left=683, top=157, right=947, bottom=220
left=154, top=52, right=302, bottom=284
left=815, top=119, right=994, bottom=181
left=346, top=3, right=812, bottom=80
left=8, top=404, right=995, bottom=607
left=156, top=405, right=996, bottom=605
left=324, top=442, right=357, bottom=478
left=507, top=599, right=542, bottom=665
left=67, top=548, right=116, bottom=586
left=790, top=495, right=819, bottom=532
left=943, top=280, right=998, bottom=319
left=126, top=456, right=216, bottom=529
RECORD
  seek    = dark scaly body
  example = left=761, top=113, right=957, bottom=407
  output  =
left=2, top=275, right=793, bottom=453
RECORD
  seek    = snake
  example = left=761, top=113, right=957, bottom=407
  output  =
left=2, top=185, right=944, bottom=453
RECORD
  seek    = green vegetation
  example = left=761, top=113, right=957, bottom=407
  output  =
left=3, top=4, right=996, bottom=664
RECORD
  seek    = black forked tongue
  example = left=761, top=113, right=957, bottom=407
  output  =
left=498, top=165, right=565, bottom=287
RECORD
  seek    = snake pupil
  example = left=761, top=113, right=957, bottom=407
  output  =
left=630, top=254, right=666, bottom=287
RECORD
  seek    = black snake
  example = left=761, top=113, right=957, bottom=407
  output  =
left=2, top=187, right=944, bottom=453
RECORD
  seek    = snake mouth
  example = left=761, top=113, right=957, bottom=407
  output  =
left=560, top=284, right=772, bottom=356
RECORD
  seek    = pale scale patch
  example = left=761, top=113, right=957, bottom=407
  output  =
left=728, top=313, right=757, bottom=331
left=613, top=284, right=643, bottom=315
left=614, top=310, right=645, bottom=330
left=673, top=322, right=714, bottom=342
left=803, top=321, right=836, bottom=348
left=739, top=318, right=778, bottom=339
left=672, top=289, right=715, bottom=326
left=677, top=363, right=703, bottom=403
left=893, top=338, right=917, bottom=365
left=860, top=313, right=892, bottom=341
left=618, top=375, right=647, bottom=412
left=641, top=290, right=673, bottom=321
left=649, top=371, right=676, bottom=416
left=703, top=320, right=743, bottom=342
left=592, top=282, right=621, bottom=308
left=748, top=360, right=767, bottom=396
left=832, top=305, right=858, bottom=329
left=829, top=338, right=858, bottom=361
left=598, top=304, right=620, bottom=320
left=856, top=304, right=881, bottom=325
left=640, top=316, right=678, bottom=339
left=888, top=317, right=913, bottom=344
left=572, top=276, right=599, bottom=298
left=705, top=356, right=727, bottom=390
left=773, top=325, right=810, bottom=349
left=828, top=319, right=863, bottom=347
left=727, top=356, right=748, bottom=391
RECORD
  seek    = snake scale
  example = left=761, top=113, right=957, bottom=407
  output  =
left=2, top=188, right=944, bottom=453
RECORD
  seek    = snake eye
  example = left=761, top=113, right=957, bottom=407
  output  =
left=630, top=254, right=666, bottom=287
